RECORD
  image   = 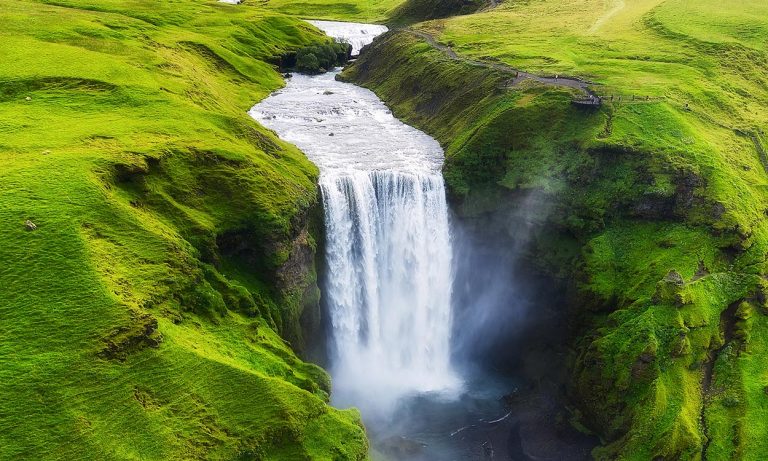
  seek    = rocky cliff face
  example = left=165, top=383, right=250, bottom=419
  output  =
left=215, top=193, right=325, bottom=354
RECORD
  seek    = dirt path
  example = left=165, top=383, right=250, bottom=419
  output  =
left=588, top=0, right=626, bottom=34
left=405, top=29, right=598, bottom=98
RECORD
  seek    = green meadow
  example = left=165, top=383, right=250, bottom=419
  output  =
left=263, top=0, right=402, bottom=22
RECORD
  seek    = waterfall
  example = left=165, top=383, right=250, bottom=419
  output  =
left=307, top=20, right=388, bottom=56
left=249, top=21, right=460, bottom=416
left=321, top=170, right=458, bottom=411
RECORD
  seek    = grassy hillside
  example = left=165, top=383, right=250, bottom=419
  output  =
left=388, top=0, right=490, bottom=25
left=262, top=0, right=404, bottom=22
left=0, top=0, right=368, bottom=459
left=344, top=0, right=768, bottom=458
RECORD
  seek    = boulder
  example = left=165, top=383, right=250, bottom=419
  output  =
left=377, top=436, right=426, bottom=458
left=652, top=270, right=690, bottom=306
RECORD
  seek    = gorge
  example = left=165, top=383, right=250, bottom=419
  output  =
left=252, top=21, right=593, bottom=460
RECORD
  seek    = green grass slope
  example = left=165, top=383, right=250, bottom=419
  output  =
left=262, top=0, right=404, bottom=23
left=344, top=0, right=768, bottom=458
left=0, top=1, right=367, bottom=459
left=388, top=0, right=490, bottom=26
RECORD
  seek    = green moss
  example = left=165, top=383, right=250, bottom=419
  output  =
left=261, top=0, right=405, bottom=22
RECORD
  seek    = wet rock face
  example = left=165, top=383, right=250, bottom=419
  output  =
left=446, top=190, right=601, bottom=459
left=446, top=382, right=597, bottom=461
left=377, top=436, right=426, bottom=458
left=215, top=201, right=324, bottom=355
left=275, top=227, right=315, bottom=292
left=512, top=386, right=597, bottom=461
left=278, top=221, right=325, bottom=355
left=631, top=192, right=676, bottom=219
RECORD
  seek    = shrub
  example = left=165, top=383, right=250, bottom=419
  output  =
left=296, top=51, right=321, bottom=73
left=295, top=41, right=351, bottom=74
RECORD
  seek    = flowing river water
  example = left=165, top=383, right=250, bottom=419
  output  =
left=250, top=21, right=525, bottom=460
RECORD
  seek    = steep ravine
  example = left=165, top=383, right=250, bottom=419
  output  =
left=252, top=22, right=515, bottom=460
left=342, top=29, right=768, bottom=459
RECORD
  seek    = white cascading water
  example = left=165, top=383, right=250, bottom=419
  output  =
left=250, top=21, right=459, bottom=416
left=306, top=20, right=388, bottom=56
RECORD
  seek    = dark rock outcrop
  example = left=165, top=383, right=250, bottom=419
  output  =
left=99, top=311, right=163, bottom=361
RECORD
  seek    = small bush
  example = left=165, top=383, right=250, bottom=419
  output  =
left=295, top=41, right=351, bottom=74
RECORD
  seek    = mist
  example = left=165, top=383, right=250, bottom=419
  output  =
left=450, top=189, right=555, bottom=373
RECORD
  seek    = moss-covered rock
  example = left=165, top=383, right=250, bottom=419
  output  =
left=653, top=270, right=690, bottom=306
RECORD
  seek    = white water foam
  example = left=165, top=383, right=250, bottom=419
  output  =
left=307, top=20, right=388, bottom=56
